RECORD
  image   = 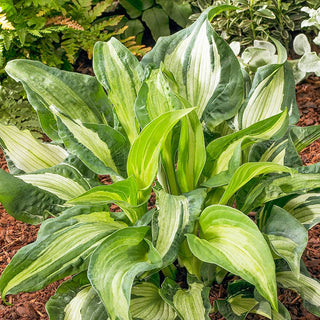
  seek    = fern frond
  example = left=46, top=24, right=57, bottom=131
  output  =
left=72, top=0, right=92, bottom=11
left=2, top=31, right=13, bottom=50
left=0, top=41, right=4, bottom=69
left=90, top=0, right=116, bottom=19
left=47, top=16, right=84, bottom=30
left=122, top=36, right=151, bottom=58
left=0, top=13, right=15, bottom=30
left=28, top=29, right=43, bottom=37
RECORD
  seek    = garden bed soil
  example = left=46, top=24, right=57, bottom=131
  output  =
left=1, top=78, right=320, bottom=319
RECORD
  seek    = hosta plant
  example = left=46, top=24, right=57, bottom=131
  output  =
left=1, top=6, right=320, bottom=320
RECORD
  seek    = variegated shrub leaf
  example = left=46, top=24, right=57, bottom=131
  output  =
left=186, top=205, right=278, bottom=310
left=141, top=7, right=244, bottom=128
left=0, top=124, right=67, bottom=173
left=130, top=282, right=178, bottom=320
left=5, top=60, right=113, bottom=141
left=203, top=110, right=288, bottom=181
left=46, top=272, right=109, bottom=320
left=260, top=206, right=308, bottom=277
left=237, top=62, right=299, bottom=129
left=54, top=108, right=129, bottom=177
left=0, top=206, right=126, bottom=299
left=88, top=227, right=162, bottom=320
left=93, top=39, right=143, bottom=144
left=277, top=271, right=320, bottom=317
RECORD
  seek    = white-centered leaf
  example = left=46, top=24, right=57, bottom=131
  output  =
left=93, top=39, right=143, bottom=144
left=0, top=124, right=67, bottom=173
left=142, top=7, right=243, bottom=127
left=5, top=60, right=113, bottom=141
left=186, top=205, right=278, bottom=310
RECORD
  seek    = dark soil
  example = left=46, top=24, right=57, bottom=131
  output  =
left=1, top=77, right=320, bottom=319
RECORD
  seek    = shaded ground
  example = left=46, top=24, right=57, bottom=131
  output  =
left=0, top=77, right=320, bottom=319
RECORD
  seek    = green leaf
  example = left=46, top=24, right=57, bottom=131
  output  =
left=282, top=192, right=320, bottom=229
left=277, top=271, right=320, bottom=317
left=237, top=62, right=298, bottom=129
left=0, top=206, right=126, bottom=300
left=186, top=205, right=278, bottom=310
left=5, top=60, right=113, bottom=141
left=160, top=277, right=211, bottom=320
left=54, top=109, right=129, bottom=177
left=142, top=7, right=244, bottom=128
left=219, top=162, right=296, bottom=205
left=142, top=8, right=170, bottom=41
left=204, top=110, right=288, bottom=180
left=127, top=109, right=193, bottom=197
left=260, top=206, right=308, bottom=277
left=157, top=0, right=192, bottom=27
left=0, top=168, right=64, bottom=224
left=88, top=227, right=162, bottom=320
left=176, top=110, right=206, bottom=193
left=67, top=176, right=145, bottom=224
left=290, top=124, right=320, bottom=153
left=130, top=282, right=178, bottom=320
left=93, top=39, right=143, bottom=144
left=0, top=124, right=67, bottom=173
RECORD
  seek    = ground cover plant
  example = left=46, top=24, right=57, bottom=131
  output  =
left=1, top=6, right=320, bottom=320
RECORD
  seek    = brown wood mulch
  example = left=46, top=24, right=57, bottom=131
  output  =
left=0, top=78, right=320, bottom=319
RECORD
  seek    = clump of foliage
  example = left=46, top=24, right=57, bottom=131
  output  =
left=118, top=0, right=193, bottom=42
left=191, top=0, right=320, bottom=47
left=301, top=5, right=320, bottom=45
left=1, top=6, right=320, bottom=320
left=0, top=0, right=149, bottom=71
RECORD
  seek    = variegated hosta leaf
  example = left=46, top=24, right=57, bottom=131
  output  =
left=160, top=277, right=211, bottom=320
left=219, top=162, right=296, bottom=205
left=237, top=62, right=299, bottom=129
left=186, top=205, right=278, bottom=310
left=283, top=193, right=320, bottom=229
left=0, top=206, right=126, bottom=299
left=290, top=124, right=320, bottom=153
left=249, top=135, right=302, bottom=167
left=0, top=124, right=67, bottom=173
left=260, top=206, right=308, bottom=277
left=88, top=227, right=162, bottom=320
left=46, top=272, right=109, bottom=320
left=238, top=173, right=320, bottom=214
left=141, top=7, right=244, bottom=128
left=204, top=110, right=288, bottom=180
left=276, top=271, right=320, bottom=317
left=135, top=66, right=183, bottom=128
left=15, top=162, right=93, bottom=201
left=54, top=109, right=129, bottom=177
left=153, top=189, right=206, bottom=266
left=67, top=176, right=145, bottom=224
left=0, top=168, right=64, bottom=224
left=176, top=110, right=206, bottom=193
left=127, top=109, right=193, bottom=200
left=130, top=282, right=178, bottom=320
left=93, top=39, right=143, bottom=144
left=5, top=60, right=113, bottom=142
